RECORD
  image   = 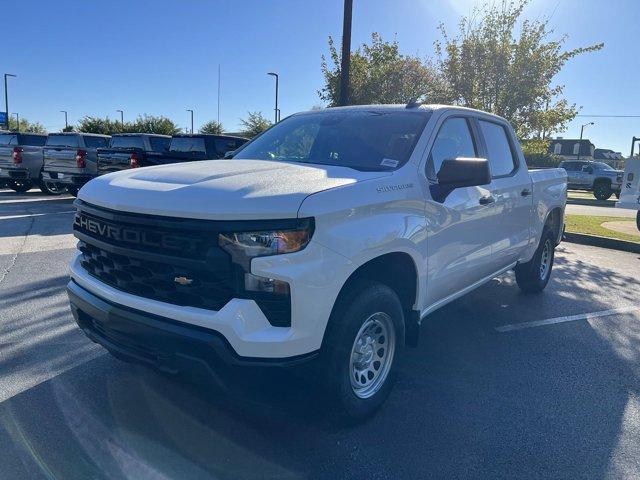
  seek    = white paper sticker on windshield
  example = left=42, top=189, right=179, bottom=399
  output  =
left=381, top=158, right=399, bottom=168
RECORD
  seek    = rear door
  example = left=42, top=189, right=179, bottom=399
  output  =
left=476, top=118, right=533, bottom=268
left=43, top=134, right=81, bottom=173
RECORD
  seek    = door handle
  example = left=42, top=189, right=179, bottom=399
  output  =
left=479, top=194, right=496, bottom=205
left=521, top=188, right=532, bottom=197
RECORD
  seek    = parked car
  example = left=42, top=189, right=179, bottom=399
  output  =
left=616, top=157, right=640, bottom=230
left=42, top=133, right=110, bottom=196
left=559, top=160, right=624, bottom=200
left=96, top=133, right=171, bottom=175
left=67, top=105, right=567, bottom=419
left=161, top=134, right=248, bottom=163
left=0, top=132, right=64, bottom=194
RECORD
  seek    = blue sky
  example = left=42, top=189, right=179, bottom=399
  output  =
left=4, top=0, right=639, bottom=153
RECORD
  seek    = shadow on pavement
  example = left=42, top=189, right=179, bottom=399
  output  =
left=0, top=247, right=638, bottom=479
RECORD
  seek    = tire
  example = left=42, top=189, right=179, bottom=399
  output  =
left=321, top=280, right=405, bottom=421
left=38, top=173, right=65, bottom=195
left=66, top=186, right=79, bottom=197
left=593, top=181, right=612, bottom=200
left=515, top=227, right=555, bottom=293
left=8, top=180, right=33, bottom=193
left=636, top=211, right=640, bottom=232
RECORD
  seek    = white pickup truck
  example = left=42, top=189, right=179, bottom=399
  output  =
left=67, top=105, right=567, bottom=418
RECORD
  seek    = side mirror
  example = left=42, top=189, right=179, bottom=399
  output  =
left=223, top=150, right=236, bottom=159
left=437, top=158, right=491, bottom=189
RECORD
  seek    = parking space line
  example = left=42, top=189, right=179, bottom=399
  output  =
left=0, top=210, right=76, bottom=220
left=496, top=305, right=640, bottom=332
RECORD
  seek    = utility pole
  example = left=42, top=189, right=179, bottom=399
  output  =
left=577, top=122, right=594, bottom=161
left=631, top=137, right=640, bottom=158
left=267, top=72, right=279, bottom=123
left=60, top=110, right=68, bottom=130
left=186, top=109, right=194, bottom=134
left=217, top=64, right=221, bottom=124
left=4, top=73, right=17, bottom=130
left=116, top=109, right=124, bottom=125
left=13, top=113, right=19, bottom=131
left=338, top=0, right=353, bottom=106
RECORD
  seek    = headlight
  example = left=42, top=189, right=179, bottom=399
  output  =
left=218, top=220, right=314, bottom=270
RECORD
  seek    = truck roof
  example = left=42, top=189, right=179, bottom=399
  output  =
left=49, top=132, right=111, bottom=138
left=111, top=133, right=171, bottom=138
left=172, top=134, right=248, bottom=140
left=306, top=104, right=510, bottom=122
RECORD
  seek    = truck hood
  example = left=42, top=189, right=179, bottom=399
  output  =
left=78, top=159, right=388, bottom=220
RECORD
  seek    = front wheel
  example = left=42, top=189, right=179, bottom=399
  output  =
left=8, top=180, right=33, bottom=193
left=322, top=281, right=404, bottom=421
left=515, top=227, right=555, bottom=293
left=593, top=182, right=613, bottom=200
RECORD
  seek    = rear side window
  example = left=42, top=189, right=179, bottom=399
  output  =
left=110, top=135, right=145, bottom=149
left=149, top=136, right=170, bottom=152
left=0, top=134, right=18, bottom=146
left=22, top=135, right=46, bottom=146
left=479, top=121, right=517, bottom=177
left=46, top=135, right=79, bottom=148
left=169, top=137, right=206, bottom=153
left=214, top=138, right=246, bottom=156
left=84, top=136, right=109, bottom=149
left=428, top=117, right=477, bottom=179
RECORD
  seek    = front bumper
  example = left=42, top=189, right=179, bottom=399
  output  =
left=42, top=171, right=94, bottom=186
left=68, top=279, right=318, bottom=375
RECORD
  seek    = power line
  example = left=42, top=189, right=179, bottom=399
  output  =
left=577, top=114, right=640, bottom=118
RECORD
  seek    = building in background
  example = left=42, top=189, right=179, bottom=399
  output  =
left=548, top=138, right=624, bottom=168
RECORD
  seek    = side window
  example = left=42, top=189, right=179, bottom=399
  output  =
left=84, top=136, right=108, bottom=149
left=149, top=136, right=170, bottom=152
left=428, top=117, right=477, bottom=179
left=478, top=120, right=517, bottom=177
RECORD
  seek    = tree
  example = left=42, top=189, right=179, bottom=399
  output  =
left=319, top=33, right=449, bottom=106
left=8, top=117, right=46, bottom=133
left=77, top=114, right=181, bottom=135
left=200, top=120, right=224, bottom=134
left=434, top=0, right=603, bottom=138
left=239, top=111, right=272, bottom=138
left=62, top=125, right=75, bottom=132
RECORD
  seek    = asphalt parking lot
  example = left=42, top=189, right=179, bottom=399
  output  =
left=1, top=189, right=639, bottom=479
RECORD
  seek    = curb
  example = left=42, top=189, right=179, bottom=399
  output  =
left=563, top=232, right=640, bottom=254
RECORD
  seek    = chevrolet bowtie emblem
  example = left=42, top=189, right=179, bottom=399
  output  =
left=174, top=276, right=194, bottom=286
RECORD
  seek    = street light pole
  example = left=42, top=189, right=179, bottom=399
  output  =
left=116, top=109, right=124, bottom=125
left=60, top=110, right=68, bottom=130
left=4, top=73, right=17, bottom=130
left=267, top=72, right=279, bottom=123
left=186, top=109, right=194, bottom=134
left=338, top=0, right=353, bottom=106
left=13, top=113, right=19, bottom=131
left=577, top=122, right=594, bottom=162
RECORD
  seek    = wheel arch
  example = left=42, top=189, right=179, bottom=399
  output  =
left=328, top=252, right=421, bottom=348
left=544, top=207, right=564, bottom=245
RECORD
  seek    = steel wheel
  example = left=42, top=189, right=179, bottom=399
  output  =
left=539, top=239, right=552, bottom=280
left=349, top=312, right=396, bottom=399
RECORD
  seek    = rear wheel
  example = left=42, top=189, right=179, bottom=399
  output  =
left=39, top=172, right=65, bottom=195
left=515, top=227, right=555, bottom=293
left=322, top=281, right=404, bottom=421
left=636, top=211, right=640, bottom=232
left=8, top=180, right=33, bottom=193
left=593, top=181, right=612, bottom=200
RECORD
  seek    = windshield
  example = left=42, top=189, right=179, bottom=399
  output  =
left=594, top=162, right=615, bottom=171
left=233, top=110, right=430, bottom=171
left=169, top=137, right=206, bottom=153
left=110, top=135, right=145, bottom=149
left=0, top=134, right=17, bottom=146
left=46, top=135, right=79, bottom=148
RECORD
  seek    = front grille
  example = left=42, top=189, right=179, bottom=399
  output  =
left=79, top=241, right=235, bottom=310
left=73, top=200, right=292, bottom=327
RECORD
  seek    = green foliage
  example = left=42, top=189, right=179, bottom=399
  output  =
left=78, top=114, right=181, bottom=135
left=200, top=120, right=224, bottom=134
left=435, top=0, right=603, bottom=138
left=62, top=125, right=75, bottom=132
left=319, top=33, right=447, bottom=106
left=8, top=117, right=46, bottom=133
left=239, top=111, right=272, bottom=138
